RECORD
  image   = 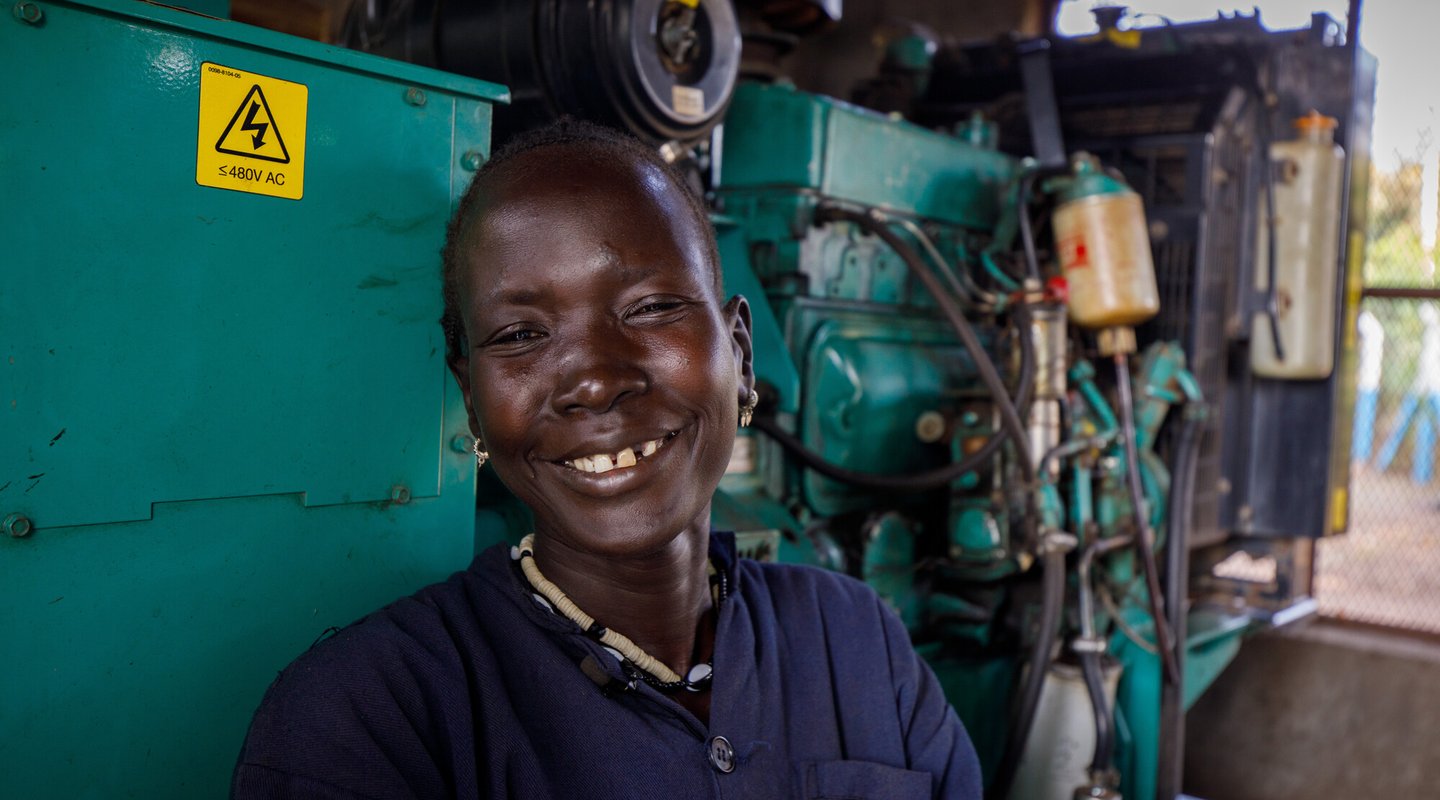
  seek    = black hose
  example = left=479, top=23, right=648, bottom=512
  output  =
left=1079, top=650, right=1113, bottom=774
left=1075, top=532, right=1130, bottom=781
left=1157, top=408, right=1205, bottom=798
left=1247, top=52, right=1286, bottom=363
left=753, top=415, right=1005, bottom=493
left=1260, top=111, right=1286, bottom=362
left=817, top=206, right=1037, bottom=484
left=1017, top=170, right=1044, bottom=283
left=987, top=545, right=1065, bottom=800
left=1113, top=353, right=1180, bottom=686
left=1015, top=165, right=1071, bottom=284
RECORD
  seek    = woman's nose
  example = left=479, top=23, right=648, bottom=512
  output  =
left=550, top=348, right=649, bottom=415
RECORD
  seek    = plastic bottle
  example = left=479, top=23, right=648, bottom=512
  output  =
left=1251, top=110, right=1345, bottom=378
left=1052, top=154, right=1160, bottom=354
left=1012, top=662, right=1122, bottom=800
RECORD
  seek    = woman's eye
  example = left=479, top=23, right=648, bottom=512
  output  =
left=630, top=298, right=688, bottom=317
left=485, top=328, right=545, bottom=347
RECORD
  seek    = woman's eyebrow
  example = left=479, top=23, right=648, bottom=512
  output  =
left=615, top=264, right=661, bottom=285
left=490, top=286, right=547, bottom=307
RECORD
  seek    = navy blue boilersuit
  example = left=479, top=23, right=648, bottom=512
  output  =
left=232, top=532, right=982, bottom=799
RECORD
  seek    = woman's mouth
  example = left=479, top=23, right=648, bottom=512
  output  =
left=561, top=431, right=679, bottom=474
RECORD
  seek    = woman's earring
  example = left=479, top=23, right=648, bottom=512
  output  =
left=739, top=389, right=759, bottom=428
left=472, top=438, right=490, bottom=468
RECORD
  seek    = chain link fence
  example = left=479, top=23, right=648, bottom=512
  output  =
left=1316, top=144, right=1440, bottom=633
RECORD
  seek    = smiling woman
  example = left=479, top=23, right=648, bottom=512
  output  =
left=230, top=119, right=982, bottom=800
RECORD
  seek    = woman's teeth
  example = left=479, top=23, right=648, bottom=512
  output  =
left=567, top=436, right=666, bottom=474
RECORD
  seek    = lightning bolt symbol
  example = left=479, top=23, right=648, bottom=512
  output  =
left=241, top=101, right=268, bottom=150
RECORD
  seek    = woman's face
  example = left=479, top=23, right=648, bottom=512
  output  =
left=449, top=147, right=753, bottom=557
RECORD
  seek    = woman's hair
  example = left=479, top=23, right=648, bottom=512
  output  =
left=440, top=118, right=721, bottom=363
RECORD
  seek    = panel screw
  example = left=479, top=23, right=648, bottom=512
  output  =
left=450, top=433, right=476, bottom=454
left=4, top=513, right=33, bottom=538
left=914, top=411, right=947, bottom=443
left=389, top=485, right=411, bottom=505
left=13, top=2, right=43, bottom=24
left=461, top=150, right=484, bottom=171
left=404, top=87, right=427, bottom=106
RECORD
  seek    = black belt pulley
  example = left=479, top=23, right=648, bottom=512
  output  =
left=345, top=0, right=740, bottom=145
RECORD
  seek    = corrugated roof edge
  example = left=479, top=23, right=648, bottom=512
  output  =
left=84, top=0, right=511, bottom=103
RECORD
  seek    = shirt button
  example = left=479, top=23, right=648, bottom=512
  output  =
left=707, top=735, right=735, bottom=774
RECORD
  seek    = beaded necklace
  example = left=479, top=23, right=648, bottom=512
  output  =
left=515, top=533, right=725, bottom=693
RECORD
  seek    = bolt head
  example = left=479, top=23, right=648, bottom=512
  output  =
left=389, top=485, right=411, bottom=505
left=404, top=87, right=427, bottom=106
left=461, top=150, right=484, bottom=171
left=914, top=411, right=947, bottom=443
left=4, top=513, right=33, bottom=538
left=13, top=3, right=43, bottom=24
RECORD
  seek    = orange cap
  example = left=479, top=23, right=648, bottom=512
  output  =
left=1293, top=109, right=1338, bottom=132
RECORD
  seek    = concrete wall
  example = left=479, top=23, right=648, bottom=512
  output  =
left=1184, top=618, right=1440, bottom=799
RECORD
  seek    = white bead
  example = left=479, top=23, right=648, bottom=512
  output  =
left=686, top=663, right=713, bottom=684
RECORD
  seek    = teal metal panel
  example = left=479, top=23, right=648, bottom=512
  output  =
left=1, top=1, right=503, bottom=796
left=715, top=220, right=801, bottom=414
left=718, top=83, right=826, bottom=189
left=718, top=82, right=1018, bottom=229
left=789, top=304, right=983, bottom=516
left=3, top=487, right=475, bottom=800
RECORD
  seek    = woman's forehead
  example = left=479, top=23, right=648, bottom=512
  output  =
left=453, top=141, right=722, bottom=300
left=464, top=175, right=707, bottom=291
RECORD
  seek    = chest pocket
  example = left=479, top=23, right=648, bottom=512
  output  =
left=805, top=760, right=932, bottom=800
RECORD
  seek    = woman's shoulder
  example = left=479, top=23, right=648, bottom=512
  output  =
left=249, top=545, right=520, bottom=709
left=234, top=546, right=525, bottom=794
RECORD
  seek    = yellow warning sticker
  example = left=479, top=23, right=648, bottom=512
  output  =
left=196, top=62, right=307, bottom=200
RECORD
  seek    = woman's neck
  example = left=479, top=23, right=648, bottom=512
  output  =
left=530, top=525, right=715, bottom=678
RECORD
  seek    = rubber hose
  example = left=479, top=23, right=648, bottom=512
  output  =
left=1166, top=411, right=1202, bottom=655
left=1254, top=66, right=1287, bottom=363
left=817, top=206, right=1036, bottom=484
left=1079, top=650, right=1113, bottom=774
left=1158, top=409, right=1204, bottom=796
left=752, top=415, right=1005, bottom=493
left=1113, top=354, right=1180, bottom=685
left=987, top=545, right=1065, bottom=800
left=1017, top=170, right=1044, bottom=283
left=751, top=301, right=1035, bottom=493
left=1015, top=164, right=1071, bottom=284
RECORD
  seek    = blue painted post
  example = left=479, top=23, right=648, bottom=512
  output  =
left=1354, top=388, right=1379, bottom=461
left=1377, top=394, right=1418, bottom=471
left=1353, top=310, right=1383, bottom=461
left=1417, top=304, right=1440, bottom=483
left=1416, top=405, right=1435, bottom=482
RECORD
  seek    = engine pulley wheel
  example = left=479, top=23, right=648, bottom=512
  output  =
left=430, top=0, right=741, bottom=145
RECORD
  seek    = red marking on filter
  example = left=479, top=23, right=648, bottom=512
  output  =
left=1059, top=234, right=1090, bottom=270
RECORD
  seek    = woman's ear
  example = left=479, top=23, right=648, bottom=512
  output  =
left=446, top=354, right=483, bottom=439
left=724, top=294, right=755, bottom=397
